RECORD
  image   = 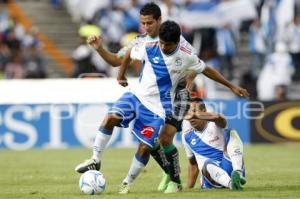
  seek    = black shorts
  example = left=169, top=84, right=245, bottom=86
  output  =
left=165, top=116, right=183, bottom=132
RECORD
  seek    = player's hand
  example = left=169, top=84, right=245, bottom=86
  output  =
left=117, top=75, right=128, bottom=87
left=230, top=85, right=249, bottom=98
left=186, top=80, right=194, bottom=93
left=87, top=35, right=103, bottom=50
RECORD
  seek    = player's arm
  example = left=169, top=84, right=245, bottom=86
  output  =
left=187, top=112, right=227, bottom=129
left=187, top=156, right=199, bottom=188
left=87, top=36, right=121, bottom=66
left=117, top=50, right=131, bottom=87
left=185, top=70, right=197, bottom=92
left=184, top=54, right=248, bottom=98
left=202, top=66, right=249, bottom=98
left=196, top=111, right=226, bottom=128
left=181, top=121, right=199, bottom=188
left=185, top=103, right=227, bottom=128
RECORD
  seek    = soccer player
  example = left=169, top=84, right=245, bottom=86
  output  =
left=182, top=98, right=246, bottom=190
left=77, top=3, right=200, bottom=193
left=116, top=20, right=248, bottom=193
left=75, top=17, right=205, bottom=194
left=76, top=3, right=249, bottom=194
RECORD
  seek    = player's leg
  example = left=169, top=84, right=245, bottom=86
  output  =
left=75, top=113, right=122, bottom=173
left=159, top=120, right=182, bottom=193
left=224, top=129, right=246, bottom=187
left=120, top=100, right=165, bottom=193
left=201, top=159, right=233, bottom=189
left=159, top=87, right=191, bottom=192
left=119, top=143, right=151, bottom=194
left=75, top=92, right=136, bottom=173
left=150, top=140, right=170, bottom=184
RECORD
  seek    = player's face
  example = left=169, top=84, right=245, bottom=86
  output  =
left=159, top=39, right=178, bottom=54
left=140, top=15, right=161, bottom=38
left=185, top=101, right=207, bottom=130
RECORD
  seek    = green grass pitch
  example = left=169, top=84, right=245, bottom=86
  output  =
left=0, top=144, right=300, bottom=199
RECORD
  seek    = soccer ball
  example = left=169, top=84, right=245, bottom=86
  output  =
left=79, top=170, right=106, bottom=195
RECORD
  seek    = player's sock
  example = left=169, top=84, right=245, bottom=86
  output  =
left=163, top=144, right=181, bottom=185
left=227, top=130, right=244, bottom=171
left=206, top=163, right=231, bottom=188
left=150, top=142, right=170, bottom=174
left=123, top=153, right=149, bottom=184
left=91, top=127, right=112, bottom=162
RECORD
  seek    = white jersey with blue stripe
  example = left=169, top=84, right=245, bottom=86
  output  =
left=129, top=35, right=206, bottom=119
left=182, top=120, right=227, bottom=170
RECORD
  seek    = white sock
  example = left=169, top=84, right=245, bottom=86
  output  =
left=123, top=155, right=146, bottom=184
left=91, top=131, right=111, bottom=162
left=206, top=164, right=231, bottom=188
left=227, top=130, right=244, bottom=171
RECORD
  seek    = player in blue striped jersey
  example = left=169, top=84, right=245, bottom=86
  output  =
left=116, top=20, right=248, bottom=193
left=76, top=3, right=204, bottom=193
left=76, top=3, right=249, bottom=194
left=182, top=98, right=246, bottom=190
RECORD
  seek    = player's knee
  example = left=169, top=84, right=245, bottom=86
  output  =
left=201, top=165, right=210, bottom=179
left=137, top=143, right=151, bottom=157
left=101, top=113, right=122, bottom=129
left=159, top=125, right=177, bottom=146
left=159, top=133, right=172, bottom=146
left=230, top=129, right=242, bottom=142
left=202, top=161, right=216, bottom=180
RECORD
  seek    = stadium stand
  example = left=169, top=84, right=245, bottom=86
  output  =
left=1, top=0, right=300, bottom=99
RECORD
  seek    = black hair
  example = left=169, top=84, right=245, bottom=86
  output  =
left=140, top=2, right=161, bottom=20
left=159, top=20, right=181, bottom=43
left=190, top=97, right=206, bottom=109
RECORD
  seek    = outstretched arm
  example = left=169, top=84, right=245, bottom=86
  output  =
left=87, top=36, right=121, bottom=66
left=117, top=50, right=131, bottom=87
left=194, top=111, right=226, bottom=128
left=185, top=103, right=227, bottom=128
left=187, top=156, right=199, bottom=188
left=202, top=66, right=249, bottom=98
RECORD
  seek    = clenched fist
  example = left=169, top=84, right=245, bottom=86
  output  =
left=87, top=35, right=103, bottom=50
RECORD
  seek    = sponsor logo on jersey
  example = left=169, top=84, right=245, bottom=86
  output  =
left=141, top=126, right=155, bottom=138
left=191, top=138, right=197, bottom=145
left=152, top=57, right=160, bottom=64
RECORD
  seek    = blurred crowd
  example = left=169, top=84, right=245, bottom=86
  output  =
left=1, top=0, right=300, bottom=101
left=67, top=0, right=300, bottom=100
left=0, top=4, right=47, bottom=79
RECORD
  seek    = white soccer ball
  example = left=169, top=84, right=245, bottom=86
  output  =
left=79, top=170, right=106, bottom=195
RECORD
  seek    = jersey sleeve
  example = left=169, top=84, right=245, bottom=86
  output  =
left=117, top=37, right=139, bottom=59
left=130, top=41, right=146, bottom=61
left=186, top=55, right=206, bottom=74
left=181, top=120, right=195, bottom=159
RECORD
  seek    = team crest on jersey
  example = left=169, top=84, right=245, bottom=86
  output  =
left=175, top=57, right=182, bottom=66
left=141, top=126, right=155, bottom=138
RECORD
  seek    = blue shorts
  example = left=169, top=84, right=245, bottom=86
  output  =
left=201, top=155, right=246, bottom=189
left=109, top=92, right=164, bottom=148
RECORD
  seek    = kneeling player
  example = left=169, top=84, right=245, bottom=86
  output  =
left=182, top=98, right=246, bottom=190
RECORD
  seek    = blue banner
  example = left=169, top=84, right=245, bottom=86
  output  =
left=0, top=100, right=250, bottom=150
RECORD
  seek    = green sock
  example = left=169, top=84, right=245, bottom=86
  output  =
left=150, top=142, right=170, bottom=174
